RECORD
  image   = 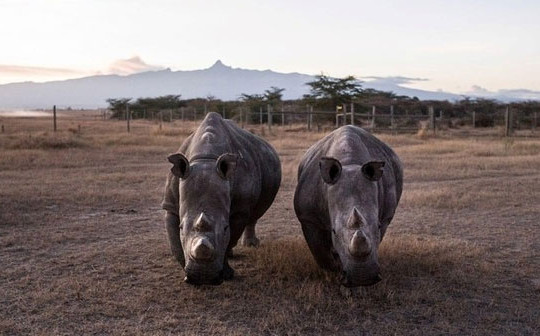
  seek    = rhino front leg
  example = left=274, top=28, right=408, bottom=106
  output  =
left=222, top=256, right=235, bottom=280
left=300, top=219, right=340, bottom=272
left=241, top=220, right=260, bottom=247
left=165, top=212, right=185, bottom=268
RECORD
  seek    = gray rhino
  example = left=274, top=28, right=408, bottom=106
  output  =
left=294, top=125, right=403, bottom=287
left=162, top=112, right=281, bottom=285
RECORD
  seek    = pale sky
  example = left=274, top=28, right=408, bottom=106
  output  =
left=1, top=0, right=539, bottom=95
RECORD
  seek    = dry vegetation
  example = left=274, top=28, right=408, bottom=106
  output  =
left=1, top=112, right=539, bottom=335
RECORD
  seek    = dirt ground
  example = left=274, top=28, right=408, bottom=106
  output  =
left=1, top=113, right=539, bottom=335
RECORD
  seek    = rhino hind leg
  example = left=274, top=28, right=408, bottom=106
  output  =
left=165, top=212, right=185, bottom=268
left=241, top=221, right=260, bottom=247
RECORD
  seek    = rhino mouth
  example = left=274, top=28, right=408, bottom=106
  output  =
left=184, top=272, right=224, bottom=286
left=183, top=262, right=224, bottom=286
left=340, top=271, right=382, bottom=287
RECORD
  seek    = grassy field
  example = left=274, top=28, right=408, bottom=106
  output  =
left=1, top=112, right=539, bottom=335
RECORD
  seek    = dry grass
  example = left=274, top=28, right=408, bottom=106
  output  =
left=1, top=113, right=539, bottom=335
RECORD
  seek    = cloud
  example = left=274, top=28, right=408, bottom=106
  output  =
left=106, top=56, right=164, bottom=75
left=362, top=76, right=429, bottom=85
left=0, top=64, right=82, bottom=76
left=469, top=85, right=490, bottom=94
left=465, top=85, right=540, bottom=101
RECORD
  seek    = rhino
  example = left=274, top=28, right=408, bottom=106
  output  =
left=162, top=112, right=281, bottom=285
left=294, top=125, right=403, bottom=287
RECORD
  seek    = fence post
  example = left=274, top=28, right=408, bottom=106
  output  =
left=222, top=107, right=226, bottom=119
left=335, top=106, right=340, bottom=128
left=53, top=105, right=57, bottom=132
left=281, top=105, right=285, bottom=127
left=310, top=105, right=314, bottom=131
left=159, top=111, right=163, bottom=130
left=267, top=104, right=272, bottom=131
left=350, top=102, right=355, bottom=126
left=429, top=106, right=435, bottom=135
left=534, top=111, right=537, bottom=130
left=504, top=106, right=511, bottom=137
left=259, top=106, right=263, bottom=125
left=371, top=106, right=376, bottom=130
left=181, top=107, right=185, bottom=121
left=170, top=109, right=173, bottom=122
left=1, top=124, right=4, bottom=133
left=126, top=105, right=130, bottom=133
left=472, top=110, right=476, bottom=128
left=390, top=105, right=394, bottom=129
left=510, top=107, right=513, bottom=135
left=306, top=105, right=311, bottom=131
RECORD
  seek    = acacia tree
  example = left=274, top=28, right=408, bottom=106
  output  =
left=106, top=98, right=132, bottom=119
left=264, top=87, right=285, bottom=107
left=240, top=93, right=265, bottom=122
left=304, top=74, right=363, bottom=109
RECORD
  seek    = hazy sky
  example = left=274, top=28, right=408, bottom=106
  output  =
left=1, top=0, right=539, bottom=94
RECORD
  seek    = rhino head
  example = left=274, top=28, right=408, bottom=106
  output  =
left=168, top=152, right=238, bottom=285
left=320, top=157, right=385, bottom=287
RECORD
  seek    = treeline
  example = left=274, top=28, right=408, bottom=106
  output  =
left=106, top=75, right=540, bottom=127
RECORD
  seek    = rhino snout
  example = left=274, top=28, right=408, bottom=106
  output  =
left=349, top=230, right=372, bottom=259
left=190, top=237, right=215, bottom=261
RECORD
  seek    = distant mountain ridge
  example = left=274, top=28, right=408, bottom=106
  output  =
left=0, top=61, right=314, bottom=109
left=0, top=60, right=536, bottom=108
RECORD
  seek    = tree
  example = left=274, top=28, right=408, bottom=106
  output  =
left=304, top=74, right=363, bottom=109
left=128, top=95, right=185, bottom=119
left=264, top=87, right=285, bottom=107
left=106, top=98, right=132, bottom=119
left=240, top=93, right=265, bottom=123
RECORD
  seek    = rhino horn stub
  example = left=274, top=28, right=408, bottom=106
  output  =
left=347, top=207, right=365, bottom=229
left=190, top=237, right=215, bottom=261
left=194, top=212, right=212, bottom=232
left=349, top=230, right=372, bottom=259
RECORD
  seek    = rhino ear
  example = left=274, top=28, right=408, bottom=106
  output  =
left=362, top=161, right=385, bottom=181
left=216, top=153, right=238, bottom=180
left=168, top=153, right=190, bottom=179
left=319, top=157, right=342, bottom=185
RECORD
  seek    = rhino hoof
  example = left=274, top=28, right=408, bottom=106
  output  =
left=241, top=236, right=260, bottom=247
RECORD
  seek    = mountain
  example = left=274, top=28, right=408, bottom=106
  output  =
left=0, top=60, right=536, bottom=108
left=0, top=60, right=314, bottom=109
left=362, top=76, right=461, bottom=101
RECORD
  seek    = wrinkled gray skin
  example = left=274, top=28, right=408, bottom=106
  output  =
left=162, top=112, right=281, bottom=285
left=294, top=125, right=403, bottom=287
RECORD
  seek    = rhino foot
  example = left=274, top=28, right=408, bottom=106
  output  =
left=222, top=262, right=235, bottom=280
left=241, top=236, right=260, bottom=247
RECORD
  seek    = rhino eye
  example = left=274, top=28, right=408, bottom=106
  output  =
left=224, top=225, right=229, bottom=232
